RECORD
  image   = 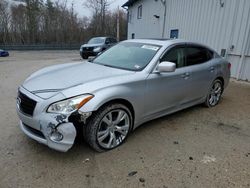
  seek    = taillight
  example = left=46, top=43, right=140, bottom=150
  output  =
left=228, top=63, right=231, bottom=69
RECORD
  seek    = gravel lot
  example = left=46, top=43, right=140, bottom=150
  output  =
left=0, top=51, right=250, bottom=188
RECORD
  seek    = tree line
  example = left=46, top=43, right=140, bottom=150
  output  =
left=0, top=0, right=127, bottom=45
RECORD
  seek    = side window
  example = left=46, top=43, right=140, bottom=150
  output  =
left=128, top=10, right=132, bottom=23
left=160, top=46, right=185, bottom=68
left=207, top=49, right=214, bottom=60
left=105, top=38, right=111, bottom=44
left=185, top=46, right=212, bottom=66
left=137, top=5, right=142, bottom=19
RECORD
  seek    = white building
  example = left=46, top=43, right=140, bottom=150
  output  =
left=122, top=0, right=250, bottom=81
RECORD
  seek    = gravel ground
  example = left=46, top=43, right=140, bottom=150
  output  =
left=0, top=51, right=250, bottom=188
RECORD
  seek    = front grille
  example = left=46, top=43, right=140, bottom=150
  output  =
left=18, top=91, right=37, bottom=116
left=82, top=47, right=94, bottom=51
left=23, top=123, right=45, bottom=139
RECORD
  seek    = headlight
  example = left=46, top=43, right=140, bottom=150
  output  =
left=47, top=94, right=94, bottom=114
left=93, top=47, right=102, bottom=52
left=80, top=46, right=83, bottom=52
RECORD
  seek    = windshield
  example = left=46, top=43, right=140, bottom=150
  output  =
left=88, top=37, right=105, bottom=44
left=92, top=42, right=161, bottom=71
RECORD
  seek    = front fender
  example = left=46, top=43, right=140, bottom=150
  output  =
left=78, top=85, right=145, bottom=126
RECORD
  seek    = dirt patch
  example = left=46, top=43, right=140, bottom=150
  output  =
left=0, top=51, right=250, bottom=188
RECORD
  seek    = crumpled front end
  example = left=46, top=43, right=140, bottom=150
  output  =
left=17, top=87, right=77, bottom=152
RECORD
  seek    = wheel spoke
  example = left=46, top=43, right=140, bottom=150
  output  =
left=115, top=124, right=129, bottom=135
left=215, top=95, right=220, bottom=103
left=215, top=87, right=221, bottom=94
left=209, top=95, right=214, bottom=104
left=102, top=115, right=112, bottom=126
left=97, top=129, right=108, bottom=137
left=112, top=132, right=117, bottom=147
left=114, top=111, right=126, bottom=124
left=108, top=112, right=113, bottom=121
left=107, top=132, right=115, bottom=148
left=212, top=95, right=217, bottom=105
left=208, top=81, right=222, bottom=106
left=97, top=130, right=109, bottom=142
left=97, top=109, right=130, bottom=149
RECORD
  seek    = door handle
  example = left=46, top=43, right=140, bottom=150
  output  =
left=210, top=66, right=215, bottom=72
left=181, top=72, right=190, bottom=79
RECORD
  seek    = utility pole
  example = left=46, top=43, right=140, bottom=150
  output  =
left=161, top=0, right=166, bottom=38
left=101, top=0, right=104, bottom=34
left=117, top=6, right=120, bottom=41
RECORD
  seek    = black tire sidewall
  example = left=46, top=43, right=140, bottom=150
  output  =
left=205, top=79, right=223, bottom=107
left=84, top=103, right=133, bottom=152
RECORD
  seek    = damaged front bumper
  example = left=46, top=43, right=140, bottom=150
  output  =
left=16, top=87, right=91, bottom=152
left=19, top=120, right=76, bottom=152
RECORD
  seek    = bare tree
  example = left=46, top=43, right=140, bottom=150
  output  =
left=0, top=0, right=127, bottom=45
left=84, top=0, right=111, bottom=35
left=0, top=0, right=11, bottom=44
left=10, top=4, right=26, bottom=43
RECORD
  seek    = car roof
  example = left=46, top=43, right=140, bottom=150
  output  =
left=124, top=38, right=213, bottom=50
left=92, top=36, right=116, bottom=39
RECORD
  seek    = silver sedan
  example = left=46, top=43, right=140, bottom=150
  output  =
left=16, top=39, right=231, bottom=152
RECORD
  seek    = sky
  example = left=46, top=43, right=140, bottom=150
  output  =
left=66, top=0, right=128, bottom=18
left=8, top=0, right=128, bottom=18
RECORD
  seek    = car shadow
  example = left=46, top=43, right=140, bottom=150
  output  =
left=129, top=104, right=205, bottom=137
left=28, top=103, right=212, bottom=157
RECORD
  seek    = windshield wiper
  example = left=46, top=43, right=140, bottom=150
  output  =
left=93, top=61, right=135, bottom=71
left=102, top=64, right=118, bottom=68
left=93, top=61, right=117, bottom=68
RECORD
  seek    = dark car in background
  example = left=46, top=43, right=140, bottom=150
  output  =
left=0, top=49, right=9, bottom=57
left=80, top=37, right=117, bottom=59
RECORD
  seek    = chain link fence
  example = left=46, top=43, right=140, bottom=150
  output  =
left=0, top=44, right=82, bottom=50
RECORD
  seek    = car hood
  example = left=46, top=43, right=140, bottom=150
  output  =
left=23, top=62, right=135, bottom=98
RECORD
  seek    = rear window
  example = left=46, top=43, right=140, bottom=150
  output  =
left=185, top=46, right=213, bottom=66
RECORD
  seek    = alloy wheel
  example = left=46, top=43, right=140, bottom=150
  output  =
left=97, top=109, right=130, bottom=149
left=208, top=81, right=222, bottom=106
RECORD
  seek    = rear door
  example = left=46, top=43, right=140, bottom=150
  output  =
left=184, top=45, right=215, bottom=103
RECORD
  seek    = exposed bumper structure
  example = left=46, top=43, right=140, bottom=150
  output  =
left=19, top=121, right=76, bottom=152
left=16, top=87, right=77, bottom=152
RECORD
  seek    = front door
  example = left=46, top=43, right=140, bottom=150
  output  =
left=144, top=45, right=192, bottom=119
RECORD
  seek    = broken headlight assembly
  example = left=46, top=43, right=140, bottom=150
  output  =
left=47, top=94, right=94, bottom=115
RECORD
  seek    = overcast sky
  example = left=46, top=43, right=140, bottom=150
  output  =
left=9, top=0, right=128, bottom=17
left=68, top=0, right=128, bottom=17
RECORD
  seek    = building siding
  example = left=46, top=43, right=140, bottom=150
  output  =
left=127, top=0, right=250, bottom=81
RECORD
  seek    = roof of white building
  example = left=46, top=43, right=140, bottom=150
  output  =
left=122, top=0, right=139, bottom=7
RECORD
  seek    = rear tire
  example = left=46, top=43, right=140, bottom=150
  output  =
left=204, top=79, right=223, bottom=107
left=84, top=103, right=132, bottom=152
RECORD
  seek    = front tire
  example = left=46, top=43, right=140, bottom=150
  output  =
left=80, top=52, right=88, bottom=59
left=84, top=103, right=132, bottom=152
left=204, top=79, right=223, bottom=107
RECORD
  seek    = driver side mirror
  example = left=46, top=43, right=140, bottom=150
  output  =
left=157, top=61, right=176, bottom=72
